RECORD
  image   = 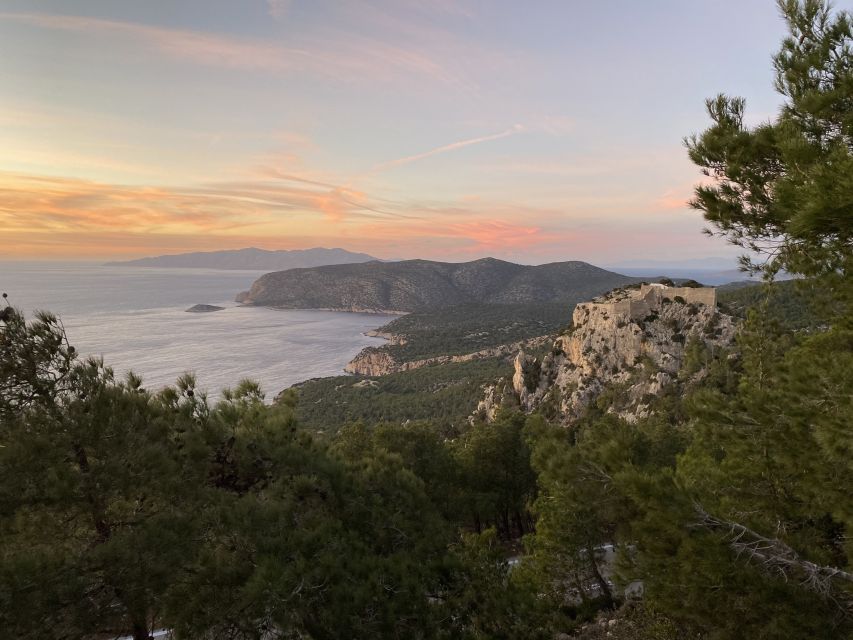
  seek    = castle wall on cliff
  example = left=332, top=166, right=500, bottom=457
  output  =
left=581, top=283, right=717, bottom=324
left=475, top=283, right=735, bottom=425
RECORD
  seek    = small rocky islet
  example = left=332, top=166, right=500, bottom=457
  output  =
left=185, top=304, right=225, bottom=313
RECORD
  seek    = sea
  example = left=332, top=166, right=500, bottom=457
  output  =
left=0, top=262, right=395, bottom=400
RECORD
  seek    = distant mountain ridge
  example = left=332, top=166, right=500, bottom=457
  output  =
left=105, top=247, right=378, bottom=270
left=237, top=257, right=639, bottom=312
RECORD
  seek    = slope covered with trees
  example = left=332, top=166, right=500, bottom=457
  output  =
left=236, top=258, right=638, bottom=311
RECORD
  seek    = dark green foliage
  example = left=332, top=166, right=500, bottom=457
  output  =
left=718, top=278, right=832, bottom=330
left=628, top=314, right=853, bottom=639
left=525, top=308, right=853, bottom=637
left=686, top=0, right=853, bottom=278
left=453, top=412, right=538, bottom=539
left=377, top=302, right=570, bottom=361
left=680, top=279, right=704, bottom=288
left=0, top=309, right=215, bottom=639
left=168, top=419, right=454, bottom=640
left=0, top=309, right=465, bottom=639
left=292, top=357, right=512, bottom=433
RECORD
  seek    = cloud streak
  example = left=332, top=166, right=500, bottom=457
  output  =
left=0, top=171, right=575, bottom=260
left=368, top=125, right=524, bottom=174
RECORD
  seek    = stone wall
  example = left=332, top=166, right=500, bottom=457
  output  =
left=638, top=283, right=716, bottom=307
left=573, top=284, right=717, bottom=325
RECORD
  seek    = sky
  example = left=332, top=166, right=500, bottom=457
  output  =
left=0, top=0, right=811, bottom=264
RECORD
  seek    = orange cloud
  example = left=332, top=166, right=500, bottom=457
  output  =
left=0, top=167, right=425, bottom=257
left=0, top=166, right=725, bottom=263
left=655, top=188, right=690, bottom=210
left=654, top=178, right=713, bottom=211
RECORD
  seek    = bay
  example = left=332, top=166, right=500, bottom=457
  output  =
left=0, top=262, right=394, bottom=399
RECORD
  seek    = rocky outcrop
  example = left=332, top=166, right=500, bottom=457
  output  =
left=345, top=336, right=552, bottom=376
left=364, top=330, right=407, bottom=345
left=474, top=283, right=737, bottom=424
left=345, top=348, right=400, bottom=376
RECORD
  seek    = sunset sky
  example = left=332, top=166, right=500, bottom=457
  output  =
left=1, top=0, right=792, bottom=263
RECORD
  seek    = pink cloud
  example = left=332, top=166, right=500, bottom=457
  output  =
left=656, top=188, right=689, bottom=210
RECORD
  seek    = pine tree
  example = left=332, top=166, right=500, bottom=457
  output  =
left=686, top=0, right=852, bottom=280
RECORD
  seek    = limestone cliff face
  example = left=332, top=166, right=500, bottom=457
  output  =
left=345, top=336, right=552, bottom=376
left=344, top=347, right=400, bottom=376
left=475, top=284, right=736, bottom=424
left=364, top=330, right=407, bottom=345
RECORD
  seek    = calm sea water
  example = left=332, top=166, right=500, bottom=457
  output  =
left=0, top=262, right=394, bottom=399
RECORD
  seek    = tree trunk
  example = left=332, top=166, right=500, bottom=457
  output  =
left=131, top=618, right=150, bottom=640
left=501, top=509, right=511, bottom=539
left=513, top=510, right=525, bottom=536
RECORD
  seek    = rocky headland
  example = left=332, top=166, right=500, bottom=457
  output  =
left=235, top=258, right=639, bottom=311
left=474, top=283, right=737, bottom=424
left=345, top=335, right=552, bottom=376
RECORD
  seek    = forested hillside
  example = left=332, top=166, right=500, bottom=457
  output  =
left=236, top=258, right=638, bottom=311
left=291, top=357, right=515, bottom=432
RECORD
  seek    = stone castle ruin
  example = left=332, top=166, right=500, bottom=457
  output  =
left=475, top=283, right=734, bottom=425
left=585, top=283, right=717, bottom=323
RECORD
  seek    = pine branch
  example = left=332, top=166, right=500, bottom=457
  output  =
left=691, top=503, right=853, bottom=602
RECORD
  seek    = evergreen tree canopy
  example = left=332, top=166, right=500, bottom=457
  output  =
left=687, top=0, right=852, bottom=278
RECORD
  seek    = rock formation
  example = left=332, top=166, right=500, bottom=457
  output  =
left=345, top=336, right=552, bottom=376
left=474, top=283, right=737, bottom=424
left=185, top=304, right=225, bottom=313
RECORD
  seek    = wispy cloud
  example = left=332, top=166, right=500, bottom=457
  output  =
left=368, top=125, right=524, bottom=174
left=0, top=170, right=722, bottom=262
left=0, top=12, right=467, bottom=85
left=0, top=171, right=402, bottom=240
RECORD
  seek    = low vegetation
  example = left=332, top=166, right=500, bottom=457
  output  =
left=292, top=357, right=513, bottom=433
left=374, top=302, right=570, bottom=361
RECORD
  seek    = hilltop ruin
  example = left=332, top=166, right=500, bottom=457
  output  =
left=475, top=283, right=736, bottom=425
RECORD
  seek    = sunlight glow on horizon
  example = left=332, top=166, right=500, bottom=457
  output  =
left=0, top=1, right=787, bottom=263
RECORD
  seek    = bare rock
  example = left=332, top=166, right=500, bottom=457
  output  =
left=476, top=283, right=737, bottom=425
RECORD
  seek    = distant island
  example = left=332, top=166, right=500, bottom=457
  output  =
left=105, top=247, right=378, bottom=270
left=236, top=257, right=639, bottom=312
left=185, top=304, right=224, bottom=313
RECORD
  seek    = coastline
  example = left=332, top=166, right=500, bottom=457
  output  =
left=239, top=303, right=409, bottom=316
